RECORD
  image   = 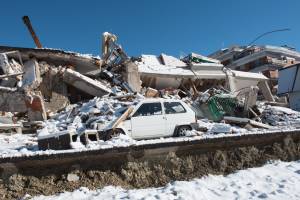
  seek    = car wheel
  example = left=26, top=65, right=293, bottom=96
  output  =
left=105, top=129, right=124, bottom=140
left=175, top=125, right=192, bottom=137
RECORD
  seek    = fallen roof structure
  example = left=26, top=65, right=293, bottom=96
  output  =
left=136, top=54, right=268, bottom=95
left=0, top=46, right=103, bottom=74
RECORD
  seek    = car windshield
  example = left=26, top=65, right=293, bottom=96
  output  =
left=133, top=102, right=162, bottom=117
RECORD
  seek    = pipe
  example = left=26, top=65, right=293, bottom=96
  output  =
left=22, top=16, right=43, bottom=48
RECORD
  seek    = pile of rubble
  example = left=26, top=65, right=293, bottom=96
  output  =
left=0, top=32, right=299, bottom=151
left=261, top=105, right=300, bottom=127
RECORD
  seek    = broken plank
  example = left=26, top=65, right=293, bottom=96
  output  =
left=111, top=107, right=134, bottom=129
left=112, top=93, right=136, bottom=99
left=63, top=68, right=111, bottom=97
left=249, top=120, right=272, bottom=129
left=0, top=123, right=22, bottom=134
left=258, top=80, right=275, bottom=102
left=0, top=72, right=24, bottom=79
left=224, top=116, right=272, bottom=129
left=0, top=86, right=17, bottom=92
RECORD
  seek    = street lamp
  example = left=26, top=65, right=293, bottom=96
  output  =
left=247, top=28, right=291, bottom=46
left=235, top=28, right=291, bottom=59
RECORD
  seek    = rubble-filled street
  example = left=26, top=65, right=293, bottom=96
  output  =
left=1, top=1, right=300, bottom=199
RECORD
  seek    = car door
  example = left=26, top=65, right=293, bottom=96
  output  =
left=130, top=102, right=166, bottom=139
left=163, top=101, right=188, bottom=135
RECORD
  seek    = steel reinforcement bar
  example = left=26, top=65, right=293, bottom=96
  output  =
left=0, top=130, right=300, bottom=178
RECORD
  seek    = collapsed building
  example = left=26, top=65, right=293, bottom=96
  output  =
left=209, top=45, right=300, bottom=91
left=0, top=47, right=110, bottom=123
left=0, top=32, right=287, bottom=150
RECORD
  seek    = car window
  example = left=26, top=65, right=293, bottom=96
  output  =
left=164, top=102, right=186, bottom=114
left=132, top=102, right=162, bottom=117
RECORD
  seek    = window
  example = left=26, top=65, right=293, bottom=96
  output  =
left=133, top=103, right=162, bottom=117
left=164, top=102, right=186, bottom=114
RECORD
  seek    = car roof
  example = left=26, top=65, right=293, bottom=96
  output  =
left=140, top=98, right=182, bottom=103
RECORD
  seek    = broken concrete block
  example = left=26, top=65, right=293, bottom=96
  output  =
left=0, top=53, right=23, bottom=87
left=25, top=93, right=47, bottom=121
left=0, top=91, right=46, bottom=121
left=0, top=92, right=27, bottom=112
left=145, top=87, right=159, bottom=97
left=22, top=59, right=41, bottom=89
left=80, top=130, right=100, bottom=145
left=258, top=80, right=275, bottom=102
left=63, top=68, right=111, bottom=97
left=123, top=60, right=141, bottom=92
left=210, top=123, right=232, bottom=134
left=40, top=69, right=70, bottom=114
left=38, top=130, right=76, bottom=150
left=0, top=53, right=11, bottom=74
left=67, top=173, right=79, bottom=182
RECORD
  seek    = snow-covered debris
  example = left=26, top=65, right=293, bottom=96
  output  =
left=210, top=123, right=232, bottom=134
left=261, top=105, right=300, bottom=126
left=198, top=120, right=248, bottom=135
left=38, top=95, right=143, bottom=138
left=0, top=133, right=37, bottom=157
left=84, top=134, right=136, bottom=150
left=30, top=160, right=300, bottom=200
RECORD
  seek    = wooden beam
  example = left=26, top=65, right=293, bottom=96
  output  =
left=111, top=107, right=134, bottom=129
left=0, top=72, right=24, bottom=79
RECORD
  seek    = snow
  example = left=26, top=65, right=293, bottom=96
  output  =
left=0, top=133, right=37, bottom=157
left=40, top=47, right=101, bottom=60
left=137, top=55, right=225, bottom=78
left=160, top=53, right=187, bottom=67
left=30, top=160, right=300, bottom=200
left=137, top=55, right=195, bottom=77
left=271, top=106, right=298, bottom=115
left=38, top=96, right=141, bottom=138
left=1, top=125, right=298, bottom=159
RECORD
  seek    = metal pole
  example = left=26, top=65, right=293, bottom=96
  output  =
left=235, top=28, right=291, bottom=58
left=22, top=16, right=43, bottom=48
left=247, top=28, right=291, bottom=46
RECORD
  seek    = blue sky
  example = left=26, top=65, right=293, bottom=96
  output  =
left=0, top=0, right=299, bottom=57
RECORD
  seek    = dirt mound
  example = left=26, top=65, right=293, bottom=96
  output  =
left=1, top=136, right=300, bottom=199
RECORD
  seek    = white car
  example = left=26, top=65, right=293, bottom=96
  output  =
left=106, top=98, right=197, bottom=140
